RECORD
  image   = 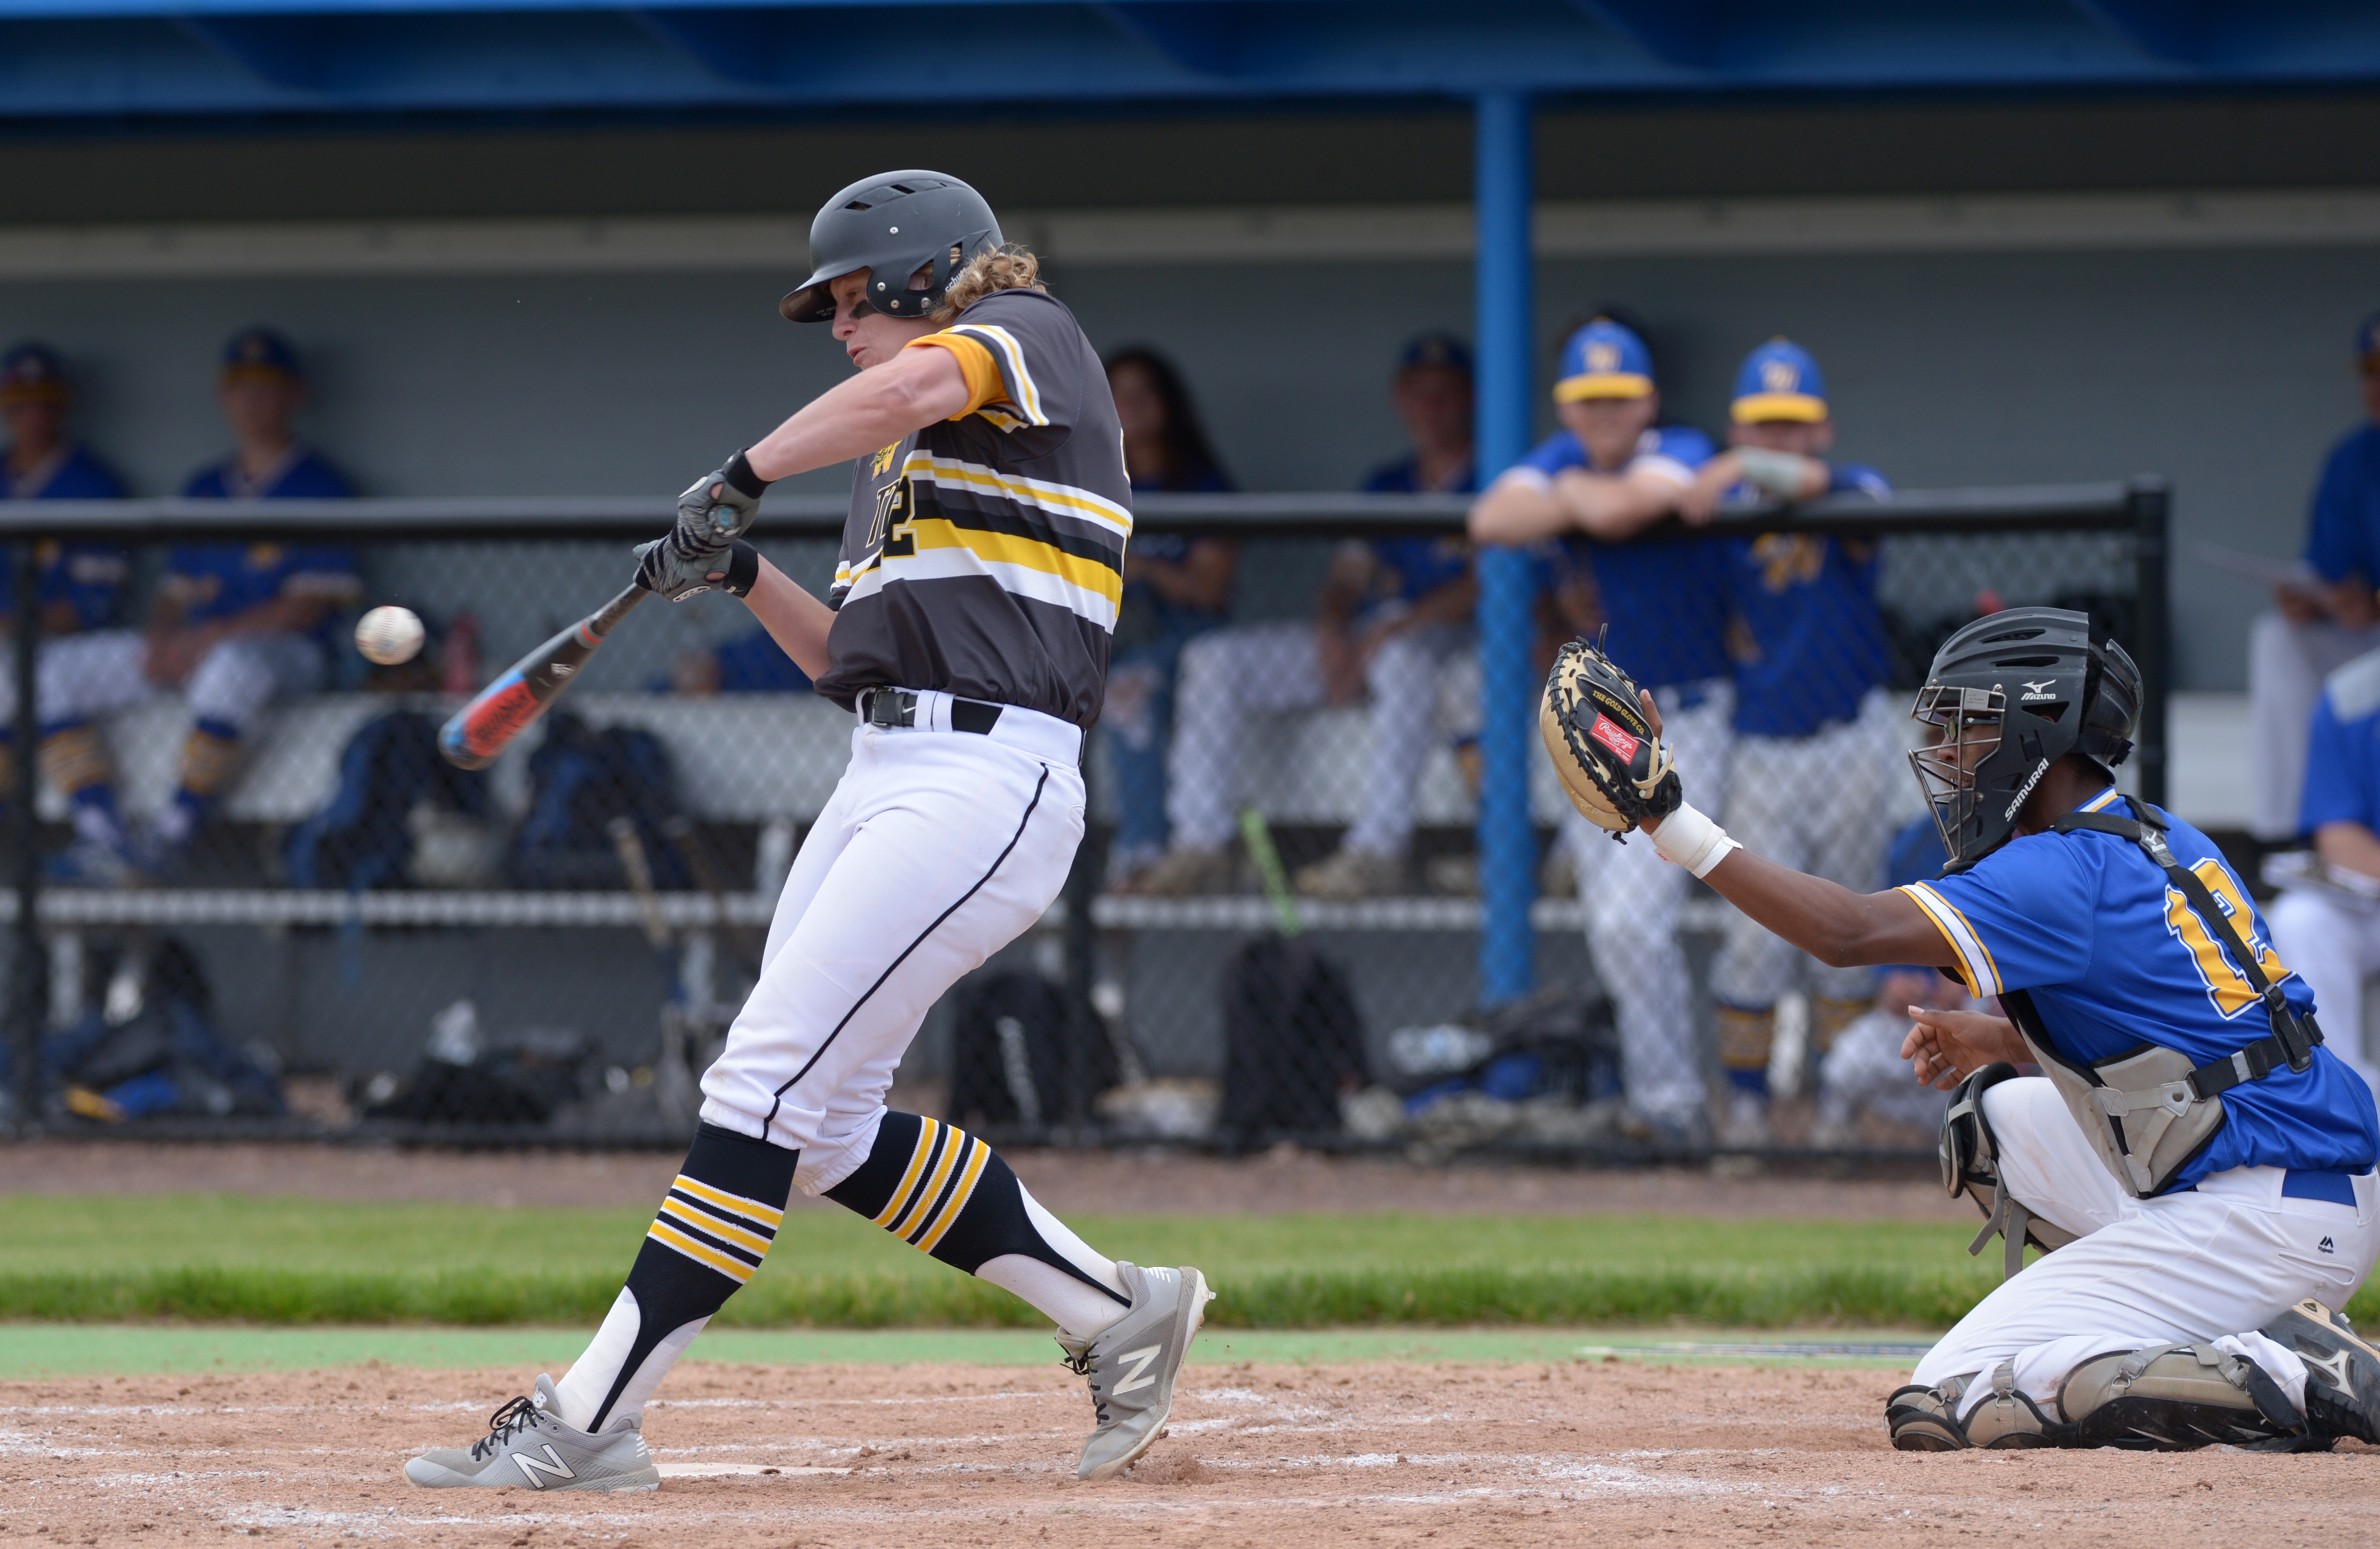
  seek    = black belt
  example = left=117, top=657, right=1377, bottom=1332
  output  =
left=862, top=689, right=1004, bottom=736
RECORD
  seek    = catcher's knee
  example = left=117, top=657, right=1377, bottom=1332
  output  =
left=2057, top=1344, right=2307, bottom=1450
left=1886, top=1363, right=2063, bottom=1451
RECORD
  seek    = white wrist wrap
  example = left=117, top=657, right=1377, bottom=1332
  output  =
left=1649, top=801, right=1741, bottom=879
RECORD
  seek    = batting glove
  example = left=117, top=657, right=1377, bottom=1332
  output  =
left=635, top=537, right=760, bottom=603
left=673, top=449, right=770, bottom=556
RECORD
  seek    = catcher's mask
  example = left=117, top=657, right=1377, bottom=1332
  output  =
left=780, top=171, right=1002, bottom=324
left=1909, top=607, right=2140, bottom=873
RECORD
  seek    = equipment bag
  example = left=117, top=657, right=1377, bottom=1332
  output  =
left=2016, top=797, right=2325, bottom=1199
left=509, top=711, right=687, bottom=890
left=947, top=969, right=1120, bottom=1128
left=287, top=709, right=487, bottom=890
left=1219, top=933, right=1368, bottom=1138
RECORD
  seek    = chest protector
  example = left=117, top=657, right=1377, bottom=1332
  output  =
left=2004, top=798, right=2323, bottom=1199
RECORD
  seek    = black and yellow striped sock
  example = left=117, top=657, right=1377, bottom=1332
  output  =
left=554, top=1123, right=797, bottom=1431
left=825, top=1112, right=1127, bottom=1330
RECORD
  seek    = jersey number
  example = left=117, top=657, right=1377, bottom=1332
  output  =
left=2162, top=859, right=2290, bottom=1019
left=868, top=477, right=918, bottom=561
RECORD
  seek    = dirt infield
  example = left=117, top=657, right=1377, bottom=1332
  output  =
left=2, top=1357, right=2373, bottom=1547
left=1, top=1139, right=1966, bottom=1219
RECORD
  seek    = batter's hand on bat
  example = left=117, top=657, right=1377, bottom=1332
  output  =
left=1903, top=1005, right=2024, bottom=1089
left=635, top=536, right=760, bottom=603
left=674, top=449, right=770, bottom=555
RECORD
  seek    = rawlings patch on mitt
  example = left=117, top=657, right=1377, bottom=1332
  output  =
left=1541, top=635, right=1682, bottom=837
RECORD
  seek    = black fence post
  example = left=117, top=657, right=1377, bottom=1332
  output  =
left=10, top=541, right=41, bottom=1133
left=2128, top=476, right=2171, bottom=810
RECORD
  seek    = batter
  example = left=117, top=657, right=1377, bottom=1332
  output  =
left=403, top=170, right=1208, bottom=1492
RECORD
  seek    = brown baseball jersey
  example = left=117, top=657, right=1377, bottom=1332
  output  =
left=815, top=287, right=1131, bottom=728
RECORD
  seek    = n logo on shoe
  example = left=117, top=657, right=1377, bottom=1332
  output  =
left=1112, top=1345, right=1164, bottom=1396
left=513, top=1445, right=577, bottom=1488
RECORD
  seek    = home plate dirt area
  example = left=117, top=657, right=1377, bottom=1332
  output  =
left=2, top=1359, right=2378, bottom=1547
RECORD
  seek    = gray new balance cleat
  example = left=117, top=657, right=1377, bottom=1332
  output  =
left=1058, top=1262, right=1214, bottom=1481
left=403, top=1374, right=660, bottom=1492
left=2262, top=1299, right=2380, bottom=1445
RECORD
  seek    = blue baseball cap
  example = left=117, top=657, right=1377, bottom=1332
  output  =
left=2358, top=313, right=2380, bottom=366
left=1397, top=332, right=1472, bottom=378
left=0, top=342, right=69, bottom=407
left=221, top=326, right=302, bottom=384
left=1555, top=318, right=1653, bottom=402
left=1731, top=337, right=1829, bottom=424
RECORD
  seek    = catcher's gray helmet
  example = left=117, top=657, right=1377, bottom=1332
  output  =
left=780, top=171, right=1002, bottom=324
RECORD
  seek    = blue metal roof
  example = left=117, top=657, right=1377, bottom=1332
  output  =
left=3, top=0, right=2379, bottom=119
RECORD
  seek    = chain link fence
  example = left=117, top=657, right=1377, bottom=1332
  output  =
left=0, top=482, right=2166, bottom=1160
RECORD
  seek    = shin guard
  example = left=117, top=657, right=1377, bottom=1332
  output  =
left=558, top=1123, right=796, bottom=1431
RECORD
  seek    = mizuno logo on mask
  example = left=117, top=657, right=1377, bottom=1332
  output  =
left=2004, top=757, right=2050, bottom=823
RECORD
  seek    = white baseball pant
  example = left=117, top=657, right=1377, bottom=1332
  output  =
left=2250, top=611, right=2380, bottom=842
left=1565, top=678, right=1733, bottom=1129
left=698, top=692, right=1085, bottom=1197
left=1709, top=692, right=1899, bottom=1010
left=0, top=628, right=323, bottom=732
left=2264, top=887, right=2380, bottom=1100
left=1913, top=1075, right=2380, bottom=1421
left=1166, top=619, right=1470, bottom=857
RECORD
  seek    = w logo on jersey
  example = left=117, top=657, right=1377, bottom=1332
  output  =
left=2161, top=858, right=2292, bottom=1019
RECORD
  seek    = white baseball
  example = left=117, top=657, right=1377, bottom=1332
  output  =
left=355, top=605, right=426, bottom=666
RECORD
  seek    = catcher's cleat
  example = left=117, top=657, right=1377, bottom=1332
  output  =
left=2261, top=1299, right=2380, bottom=1445
left=403, top=1374, right=660, bottom=1492
left=1887, top=1364, right=2065, bottom=1450
left=1059, top=1262, right=1214, bottom=1481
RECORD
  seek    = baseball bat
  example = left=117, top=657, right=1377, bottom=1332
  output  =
left=438, top=585, right=646, bottom=770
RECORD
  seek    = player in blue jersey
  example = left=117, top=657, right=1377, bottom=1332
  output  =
left=1673, top=338, right=1898, bottom=1144
left=1469, top=315, right=1725, bottom=1144
left=25, top=330, right=359, bottom=878
left=2264, top=645, right=2380, bottom=1097
left=1141, top=337, right=1476, bottom=900
left=1635, top=605, right=2380, bottom=1450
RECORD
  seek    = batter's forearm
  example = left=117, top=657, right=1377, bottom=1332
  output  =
left=740, top=558, right=834, bottom=680
left=744, top=349, right=972, bottom=484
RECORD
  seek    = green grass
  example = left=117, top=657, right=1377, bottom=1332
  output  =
left=0, top=1325, right=1922, bottom=1379
left=7, top=1192, right=2358, bottom=1332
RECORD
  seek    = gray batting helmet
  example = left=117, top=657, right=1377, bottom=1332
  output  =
left=780, top=171, right=1003, bottom=324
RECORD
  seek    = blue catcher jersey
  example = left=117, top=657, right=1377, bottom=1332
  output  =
left=1903, top=787, right=2379, bottom=1186
left=1727, top=463, right=1893, bottom=737
left=1516, top=426, right=1727, bottom=689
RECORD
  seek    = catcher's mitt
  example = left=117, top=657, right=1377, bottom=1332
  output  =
left=1540, top=635, right=1681, bottom=837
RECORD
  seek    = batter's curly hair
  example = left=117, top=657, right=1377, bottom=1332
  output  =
left=931, top=243, right=1045, bottom=321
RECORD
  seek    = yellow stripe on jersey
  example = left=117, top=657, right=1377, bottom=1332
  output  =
left=947, top=324, right=1047, bottom=426
left=906, top=332, right=1007, bottom=420
left=909, top=1135, right=990, bottom=1254
left=901, top=451, right=1131, bottom=536
left=906, top=517, right=1124, bottom=609
left=646, top=1220, right=758, bottom=1284
left=1899, top=882, right=2002, bottom=997
left=669, top=1175, right=786, bottom=1231
left=871, top=1119, right=945, bottom=1229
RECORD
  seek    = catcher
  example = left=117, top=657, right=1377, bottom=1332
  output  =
left=1543, top=611, right=2380, bottom=1449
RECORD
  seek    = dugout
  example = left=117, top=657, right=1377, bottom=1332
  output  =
left=1, top=3, right=2378, bottom=1140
